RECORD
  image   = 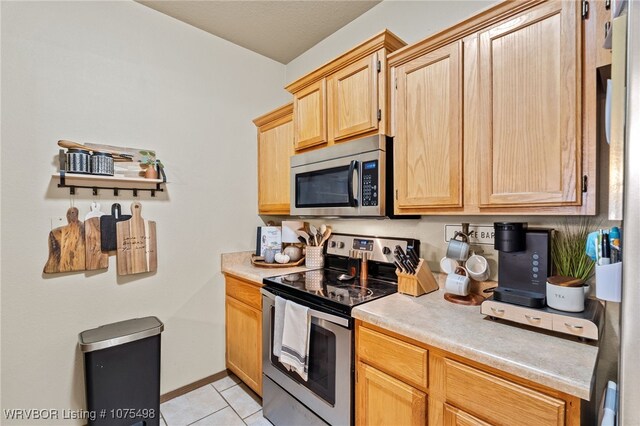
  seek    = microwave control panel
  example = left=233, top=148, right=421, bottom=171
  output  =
left=361, top=160, right=378, bottom=207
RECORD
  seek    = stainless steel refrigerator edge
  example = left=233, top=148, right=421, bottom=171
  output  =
left=620, top=2, right=640, bottom=423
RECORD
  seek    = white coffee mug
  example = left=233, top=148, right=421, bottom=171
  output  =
left=465, top=255, right=490, bottom=282
left=440, top=257, right=459, bottom=274
left=445, top=267, right=470, bottom=296
left=446, top=238, right=470, bottom=261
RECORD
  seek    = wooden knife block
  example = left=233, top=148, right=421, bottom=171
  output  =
left=396, top=259, right=439, bottom=297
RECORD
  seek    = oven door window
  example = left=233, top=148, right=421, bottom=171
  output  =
left=270, top=311, right=336, bottom=406
left=295, top=165, right=351, bottom=208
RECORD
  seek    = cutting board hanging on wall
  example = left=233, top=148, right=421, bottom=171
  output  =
left=100, top=203, right=131, bottom=251
left=116, top=202, right=157, bottom=275
left=43, top=207, right=86, bottom=273
left=84, top=202, right=108, bottom=270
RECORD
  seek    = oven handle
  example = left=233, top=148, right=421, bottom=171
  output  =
left=347, top=160, right=358, bottom=207
left=261, top=288, right=350, bottom=328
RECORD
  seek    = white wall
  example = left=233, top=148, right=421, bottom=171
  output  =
left=1, top=1, right=287, bottom=423
left=286, top=0, right=498, bottom=82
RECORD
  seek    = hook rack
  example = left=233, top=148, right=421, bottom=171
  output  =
left=55, top=150, right=166, bottom=197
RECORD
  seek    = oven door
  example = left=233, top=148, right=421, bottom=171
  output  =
left=262, top=289, right=352, bottom=426
left=290, top=150, right=385, bottom=217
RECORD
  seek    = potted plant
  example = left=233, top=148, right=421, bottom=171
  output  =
left=139, top=150, right=162, bottom=179
left=551, top=218, right=596, bottom=281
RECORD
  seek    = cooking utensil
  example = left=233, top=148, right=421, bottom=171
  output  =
left=319, top=227, right=332, bottom=246
left=84, top=203, right=108, bottom=271
left=309, top=224, right=319, bottom=246
left=100, top=203, right=131, bottom=251
left=116, top=202, right=157, bottom=275
left=407, top=247, right=420, bottom=266
left=43, top=207, right=86, bottom=273
left=58, top=140, right=134, bottom=161
left=296, top=230, right=311, bottom=246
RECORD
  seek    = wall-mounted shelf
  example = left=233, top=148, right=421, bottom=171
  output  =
left=53, top=172, right=166, bottom=196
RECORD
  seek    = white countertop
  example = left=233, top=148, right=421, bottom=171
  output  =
left=352, top=290, right=599, bottom=400
left=221, top=251, right=312, bottom=284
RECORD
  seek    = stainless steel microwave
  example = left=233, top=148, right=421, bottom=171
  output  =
left=290, top=135, right=408, bottom=218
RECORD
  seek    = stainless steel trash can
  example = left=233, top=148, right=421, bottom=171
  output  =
left=79, top=317, right=164, bottom=426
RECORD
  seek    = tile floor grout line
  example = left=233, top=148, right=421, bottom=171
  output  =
left=183, top=396, right=232, bottom=426
left=218, top=383, right=247, bottom=423
left=163, top=383, right=231, bottom=426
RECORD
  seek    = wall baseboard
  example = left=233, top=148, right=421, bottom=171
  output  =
left=160, top=370, right=229, bottom=403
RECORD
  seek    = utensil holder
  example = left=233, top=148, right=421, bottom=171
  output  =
left=396, top=259, right=439, bottom=297
left=595, top=262, right=622, bottom=302
left=305, top=246, right=325, bottom=269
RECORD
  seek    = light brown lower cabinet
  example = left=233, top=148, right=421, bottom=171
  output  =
left=355, top=320, right=581, bottom=426
left=224, top=274, right=262, bottom=396
left=356, top=362, right=427, bottom=426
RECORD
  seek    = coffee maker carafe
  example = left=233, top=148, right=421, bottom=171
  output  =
left=493, top=223, right=552, bottom=308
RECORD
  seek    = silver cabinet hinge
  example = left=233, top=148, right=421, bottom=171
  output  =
left=582, top=175, right=588, bottom=193
left=582, top=0, right=589, bottom=19
left=377, top=60, right=381, bottom=73
left=395, top=77, right=397, bottom=90
left=377, top=109, right=382, bottom=121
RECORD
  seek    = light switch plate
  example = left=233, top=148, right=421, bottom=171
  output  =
left=445, top=224, right=495, bottom=246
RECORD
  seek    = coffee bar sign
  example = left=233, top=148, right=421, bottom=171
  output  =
left=444, top=224, right=495, bottom=246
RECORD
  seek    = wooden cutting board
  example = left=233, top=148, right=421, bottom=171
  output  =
left=116, top=202, right=157, bottom=275
left=100, top=203, right=131, bottom=251
left=85, top=203, right=108, bottom=270
left=43, top=207, right=86, bottom=273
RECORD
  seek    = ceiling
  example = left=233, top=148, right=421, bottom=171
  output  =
left=137, top=1, right=381, bottom=64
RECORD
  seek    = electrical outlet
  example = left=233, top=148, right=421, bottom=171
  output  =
left=445, top=224, right=495, bottom=246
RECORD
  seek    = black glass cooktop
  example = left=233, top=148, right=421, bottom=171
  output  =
left=263, top=269, right=398, bottom=316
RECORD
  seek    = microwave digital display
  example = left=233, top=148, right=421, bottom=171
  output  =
left=361, top=160, right=378, bottom=207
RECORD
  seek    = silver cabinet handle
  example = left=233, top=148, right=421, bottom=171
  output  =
left=564, top=323, right=584, bottom=329
left=491, top=307, right=505, bottom=314
left=525, top=315, right=541, bottom=321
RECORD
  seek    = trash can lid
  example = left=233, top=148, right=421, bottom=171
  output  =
left=78, top=316, right=164, bottom=353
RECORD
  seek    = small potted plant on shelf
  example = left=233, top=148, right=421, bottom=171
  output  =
left=139, top=150, right=163, bottom=179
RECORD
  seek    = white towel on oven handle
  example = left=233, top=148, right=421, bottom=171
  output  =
left=279, top=299, right=311, bottom=381
left=273, top=296, right=286, bottom=358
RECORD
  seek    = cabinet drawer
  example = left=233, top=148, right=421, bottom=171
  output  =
left=444, top=359, right=565, bottom=426
left=358, top=326, right=428, bottom=390
left=225, top=275, right=262, bottom=310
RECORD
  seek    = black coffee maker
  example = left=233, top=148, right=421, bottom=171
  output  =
left=493, top=223, right=552, bottom=308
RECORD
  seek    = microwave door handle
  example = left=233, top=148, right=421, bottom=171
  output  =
left=348, top=160, right=359, bottom=207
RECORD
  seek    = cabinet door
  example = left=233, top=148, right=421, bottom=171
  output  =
left=444, top=404, right=492, bottom=426
left=356, top=362, right=427, bottom=426
left=258, top=114, right=293, bottom=214
left=294, top=79, right=326, bottom=150
left=329, top=54, right=379, bottom=141
left=394, top=41, right=463, bottom=210
left=225, top=296, right=262, bottom=396
left=478, top=0, right=581, bottom=207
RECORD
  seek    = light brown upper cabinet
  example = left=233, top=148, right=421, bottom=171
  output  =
left=253, top=103, right=294, bottom=215
left=328, top=54, right=379, bottom=142
left=293, top=80, right=326, bottom=151
left=390, top=0, right=599, bottom=215
left=286, top=30, right=406, bottom=151
left=393, top=41, right=463, bottom=210
left=477, top=0, right=581, bottom=208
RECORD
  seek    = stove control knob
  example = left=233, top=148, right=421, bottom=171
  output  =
left=329, top=241, right=337, bottom=248
left=337, top=242, right=345, bottom=249
left=382, top=246, right=391, bottom=255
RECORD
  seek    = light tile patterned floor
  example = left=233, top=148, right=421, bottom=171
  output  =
left=160, top=373, right=272, bottom=426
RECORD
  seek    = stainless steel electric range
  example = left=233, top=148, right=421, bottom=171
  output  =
left=261, top=233, right=420, bottom=426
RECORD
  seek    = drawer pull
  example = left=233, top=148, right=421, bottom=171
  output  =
left=491, top=307, right=505, bottom=314
left=525, top=315, right=541, bottom=321
left=564, top=323, right=583, bottom=329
